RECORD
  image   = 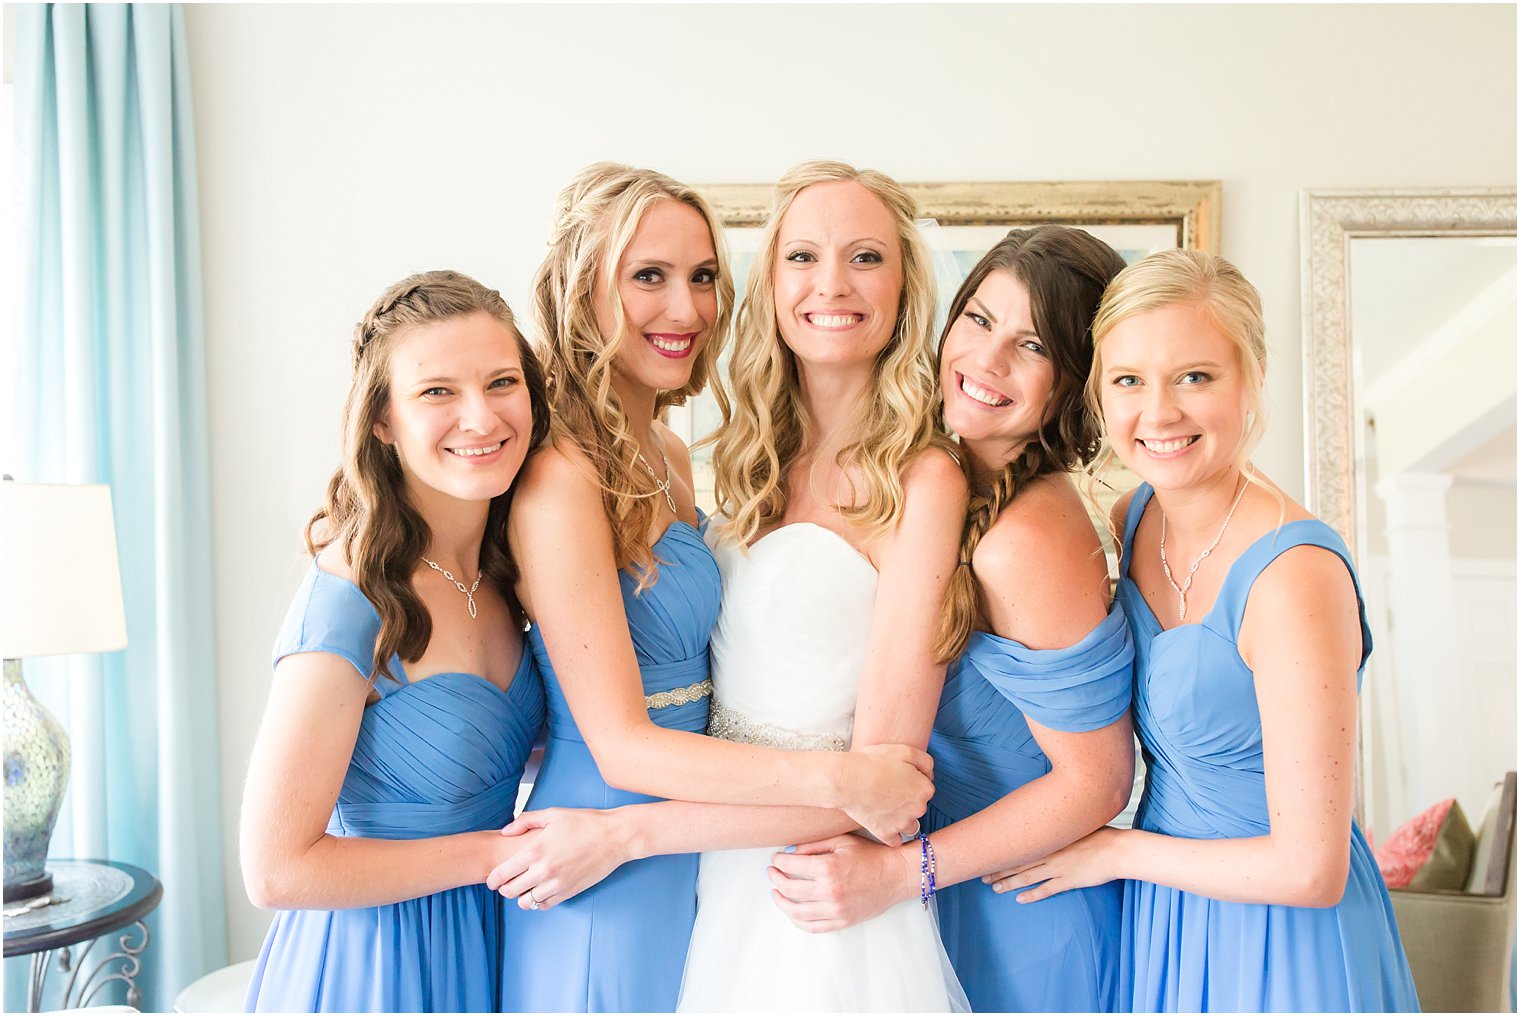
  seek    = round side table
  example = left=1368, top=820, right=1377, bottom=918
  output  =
left=3, top=859, right=162, bottom=1011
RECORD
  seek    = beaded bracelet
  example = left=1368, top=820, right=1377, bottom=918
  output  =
left=918, top=833, right=938, bottom=909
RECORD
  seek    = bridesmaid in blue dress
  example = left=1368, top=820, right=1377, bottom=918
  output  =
left=241, top=271, right=551, bottom=1011
left=766, top=227, right=1139, bottom=1012
left=990, top=249, right=1419, bottom=1012
left=490, top=164, right=937, bottom=1013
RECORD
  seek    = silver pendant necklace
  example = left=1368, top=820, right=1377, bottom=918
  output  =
left=1158, top=478, right=1249, bottom=623
left=422, top=557, right=482, bottom=620
left=636, top=447, right=679, bottom=515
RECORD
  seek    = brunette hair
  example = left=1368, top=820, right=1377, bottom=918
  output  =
left=935, top=227, right=1127, bottom=659
left=710, top=159, right=948, bottom=547
left=306, top=270, right=550, bottom=683
left=532, top=162, right=734, bottom=589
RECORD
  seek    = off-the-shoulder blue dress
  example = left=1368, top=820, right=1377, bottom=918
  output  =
left=245, top=562, right=545, bottom=1013
left=927, top=607, right=1134, bottom=1012
left=499, top=520, right=720, bottom=1013
left=1116, top=485, right=1418, bottom=1012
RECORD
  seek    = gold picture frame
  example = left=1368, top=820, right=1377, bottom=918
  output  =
left=699, top=179, right=1221, bottom=254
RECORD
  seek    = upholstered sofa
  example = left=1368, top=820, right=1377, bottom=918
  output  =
left=1390, top=771, right=1517, bottom=1013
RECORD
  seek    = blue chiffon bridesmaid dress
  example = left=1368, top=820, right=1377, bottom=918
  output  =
left=926, top=608, right=1134, bottom=1012
left=499, top=520, right=720, bottom=1013
left=245, top=561, right=546, bottom=1013
left=1115, top=484, right=1419, bottom=1012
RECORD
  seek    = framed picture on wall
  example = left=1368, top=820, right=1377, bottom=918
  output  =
left=669, top=179, right=1222, bottom=552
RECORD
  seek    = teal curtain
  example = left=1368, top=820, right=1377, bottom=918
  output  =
left=9, top=4, right=227, bottom=1010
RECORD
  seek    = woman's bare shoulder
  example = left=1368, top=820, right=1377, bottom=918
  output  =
left=516, top=437, right=599, bottom=501
left=978, top=473, right=1103, bottom=586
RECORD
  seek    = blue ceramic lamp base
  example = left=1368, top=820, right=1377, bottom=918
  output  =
left=3, top=657, right=71, bottom=902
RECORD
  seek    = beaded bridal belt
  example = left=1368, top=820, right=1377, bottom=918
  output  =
left=707, top=699, right=849, bottom=752
left=644, top=679, right=713, bottom=711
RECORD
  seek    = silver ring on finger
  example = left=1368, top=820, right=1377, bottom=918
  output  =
left=527, top=889, right=543, bottom=911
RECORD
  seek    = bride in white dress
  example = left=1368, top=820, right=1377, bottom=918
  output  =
left=677, top=161, right=970, bottom=1012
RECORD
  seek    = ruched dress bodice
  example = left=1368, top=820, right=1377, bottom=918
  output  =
left=531, top=521, right=717, bottom=758
left=1115, top=484, right=1418, bottom=1012
left=678, top=523, right=967, bottom=1013
left=246, top=562, right=545, bottom=1013
left=927, top=610, right=1133, bottom=1012
left=501, top=520, right=720, bottom=1013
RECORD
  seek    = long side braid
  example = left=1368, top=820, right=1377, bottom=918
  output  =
left=934, top=441, right=1053, bottom=661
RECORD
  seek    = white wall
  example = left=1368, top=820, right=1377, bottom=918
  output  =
left=182, top=4, right=1518, bottom=960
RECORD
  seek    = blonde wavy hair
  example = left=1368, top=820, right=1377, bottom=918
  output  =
left=532, top=162, right=734, bottom=588
left=1085, top=248, right=1275, bottom=519
left=710, top=160, right=951, bottom=547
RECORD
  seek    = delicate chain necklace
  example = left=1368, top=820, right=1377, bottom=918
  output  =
left=635, top=446, right=679, bottom=515
left=1158, top=479, right=1249, bottom=623
left=422, top=557, right=482, bottom=620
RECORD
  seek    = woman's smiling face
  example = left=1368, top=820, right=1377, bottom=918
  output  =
left=374, top=311, right=536, bottom=506
left=939, top=268, right=1055, bottom=466
left=1098, top=299, right=1249, bottom=493
left=598, top=198, right=720, bottom=396
left=771, top=179, right=904, bottom=376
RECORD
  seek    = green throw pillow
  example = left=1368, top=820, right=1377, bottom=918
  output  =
left=1408, top=799, right=1476, bottom=891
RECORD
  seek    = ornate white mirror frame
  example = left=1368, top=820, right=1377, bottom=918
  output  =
left=1299, top=187, right=1517, bottom=827
left=1300, top=187, right=1517, bottom=543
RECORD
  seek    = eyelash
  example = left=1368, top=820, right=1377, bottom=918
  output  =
left=1110, top=371, right=1211, bottom=389
left=784, top=250, right=883, bottom=264
left=962, top=313, right=1045, bottom=356
left=421, top=377, right=519, bottom=398
left=633, top=267, right=718, bottom=285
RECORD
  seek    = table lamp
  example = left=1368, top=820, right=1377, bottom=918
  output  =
left=1, top=479, right=127, bottom=902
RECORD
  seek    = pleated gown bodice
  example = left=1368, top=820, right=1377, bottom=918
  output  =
left=531, top=520, right=718, bottom=763
left=1115, top=484, right=1418, bottom=1013
left=500, top=519, right=720, bottom=1013
left=927, top=609, right=1134, bottom=1012
left=246, top=561, right=545, bottom=1013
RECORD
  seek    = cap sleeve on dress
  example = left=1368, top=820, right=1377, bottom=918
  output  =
left=963, top=605, right=1135, bottom=733
left=271, top=563, right=399, bottom=689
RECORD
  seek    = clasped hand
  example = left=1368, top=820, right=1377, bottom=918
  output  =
left=840, top=743, right=934, bottom=844
left=485, top=808, right=629, bottom=911
left=766, top=833, right=918, bottom=933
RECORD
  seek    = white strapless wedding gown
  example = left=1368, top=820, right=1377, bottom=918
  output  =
left=677, top=523, right=967, bottom=1013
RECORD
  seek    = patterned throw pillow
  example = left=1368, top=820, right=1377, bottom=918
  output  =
left=1374, top=797, right=1476, bottom=890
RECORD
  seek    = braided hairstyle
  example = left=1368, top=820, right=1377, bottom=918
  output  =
left=934, top=227, right=1127, bottom=660
left=306, top=269, right=550, bottom=683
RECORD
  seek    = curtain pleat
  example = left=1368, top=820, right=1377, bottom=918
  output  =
left=8, top=5, right=228, bottom=1010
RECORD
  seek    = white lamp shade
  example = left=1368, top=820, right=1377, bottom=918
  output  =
left=0, top=482, right=128, bottom=658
